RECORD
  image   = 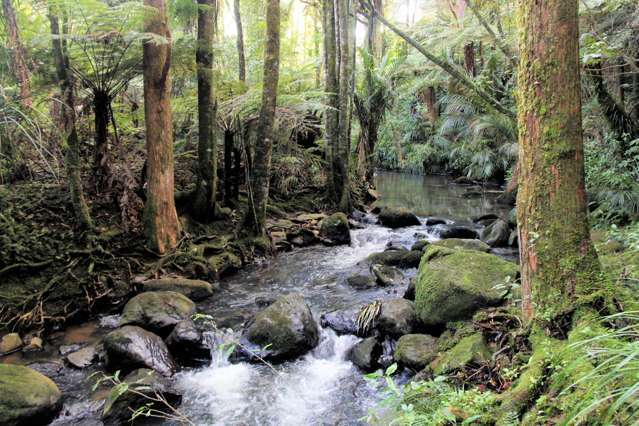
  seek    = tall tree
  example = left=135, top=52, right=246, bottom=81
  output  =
left=336, top=0, right=352, bottom=211
left=142, top=0, right=181, bottom=253
left=516, top=0, right=600, bottom=323
left=234, top=0, right=246, bottom=83
left=322, top=0, right=338, bottom=202
left=245, top=0, right=280, bottom=237
left=48, top=3, right=93, bottom=230
left=2, top=0, right=31, bottom=108
left=192, top=0, right=219, bottom=220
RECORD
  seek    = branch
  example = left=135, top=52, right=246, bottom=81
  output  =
left=466, top=0, right=517, bottom=69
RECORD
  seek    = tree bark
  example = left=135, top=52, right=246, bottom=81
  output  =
left=516, top=0, right=599, bottom=323
left=142, top=0, right=181, bottom=253
left=244, top=0, right=280, bottom=237
left=234, top=0, right=246, bottom=83
left=464, top=42, right=475, bottom=77
left=93, top=90, right=111, bottom=189
left=322, top=0, right=339, bottom=202
left=48, top=4, right=93, bottom=230
left=193, top=0, right=219, bottom=221
left=223, top=128, right=233, bottom=205
left=2, top=0, right=31, bottom=108
left=336, top=0, right=353, bottom=212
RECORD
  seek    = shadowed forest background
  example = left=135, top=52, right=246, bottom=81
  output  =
left=1, top=0, right=639, bottom=425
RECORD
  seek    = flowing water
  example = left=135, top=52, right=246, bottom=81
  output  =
left=14, top=172, right=511, bottom=426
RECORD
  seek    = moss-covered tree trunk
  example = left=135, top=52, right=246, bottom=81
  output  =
left=48, top=4, right=93, bottom=230
left=192, top=0, right=219, bottom=221
left=516, top=0, right=600, bottom=323
left=2, top=0, right=31, bottom=108
left=336, top=0, right=352, bottom=212
left=93, top=90, right=111, bottom=190
left=244, top=0, right=280, bottom=237
left=142, top=0, right=181, bottom=253
left=233, top=0, right=246, bottom=83
left=322, top=0, right=339, bottom=203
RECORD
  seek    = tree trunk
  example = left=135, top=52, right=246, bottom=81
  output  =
left=48, top=5, right=93, bottom=230
left=336, top=0, right=353, bottom=212
left=234, top=0, right=246, bottom=83
left=193, top=0, right=219, bottom=221
left=2, top=0, right=31, bottom=108
left=93, top=90, right=111, bottom=189
left=464, top=42, right=475, bottom=77
left=425, top=86, right=438, bottom=123
left=322, top=0, right=339, bottom=202
left=142, top=0, right=181, bottom=253
left=223, top=128, right=233, bottom=206
left=516, top=0, right=599, bottom=324
left=244, top=0, right=280, bottom=237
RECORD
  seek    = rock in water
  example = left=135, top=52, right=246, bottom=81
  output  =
left=378, top=207, right=421, bottom=228
left=439, top=225, right=479, bottom=239
left=319, top=213, right=351, bottom=245
left=377, top=299, right=418, bottom=337
left=371, top=264, right=404, bottom=286
left=346, top=274, right=376, bottom=290
left=348, top=336, right=381, bottom=372
left=103, top=325, right=176, bottom=376
left=141, top=278, right=217, bottom=301
left=243, top=293, right=319, bottom=361
left=320, top=307, right=359, bottom=336
left=367, top=249, right=422, bottom=268
left=480, top=219, right=510, bottom=247
left=165, top=320, right=212, bottom=366
left=415, top=247, right=519, bottom=326
left=0, top=333, right=22, bottom=354
left=0, top=364, right=62, bottom=426
left=102, top=368, right=182, bottom=426
left=394, top=334, right=438, bottom=370
left=66, top=345, right=98, bottom=369
left=119, top=291, right=196, bottom=336
left=432, top=238, right=490, bottom=252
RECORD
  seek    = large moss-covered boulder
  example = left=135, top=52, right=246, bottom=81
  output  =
left=0, top=364, right=62, bottom=426
left=394, top=334, right=438, bottom=370
left=119, top=291, right=196, bottom=336
left=378, top=207, right=421, bottom=228
left=102, top=368, right=182, bottom=426
left=415, top=247, right=518, bottom=325
left=243, top=293, right=319, bottom=361
left=432, top=239, right=490, bottom=252
left=141, top=278, right=217, bottom=301
left=480, top=219, right=510, bottom=247
left=319, top=213, right=351, bottom=245
left=104, top=326, right=176, bottom=376
left=430, top=333, right=492, bottom=375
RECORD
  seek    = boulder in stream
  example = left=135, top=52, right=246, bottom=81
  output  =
left=394, top=334, right=438, bottom=370
left=104, top=325, right=176, bottom=377
left=348, top=336, right=381, bottom=372
left=346, top=274, right=376, bottom=290
left=141, top=278, right=218, bottom=301
left=371, top=264, right=404, bottom=286
left=0, top=364, right=62, bottom=426
left=480, top=219, right=510, bottom=247
left=66, top=344, right=99, bottom=369
left=242, top=293, right=319, bottom=362
left=415, top=246, right=519, bottom=326
left=378, top=207, right=421, bottom=228
left=377, top=299, right=418, bottom=338
left=367, top=249, right=422, bottom=269
left=432, top=238, right=490, bottom=252
left=102, top=368, right=182, bottom=426
left=119, top=291, right=196, bottom=336
left=165, top=320, right=212, bottom=366
left=320, top=307, right=359, bottom=336
left=439, top=224, right=479, bottom=240
left=319, top=213, right=351, bottom=245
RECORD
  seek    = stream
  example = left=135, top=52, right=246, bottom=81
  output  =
left=18, top=172, right=512, bottom=426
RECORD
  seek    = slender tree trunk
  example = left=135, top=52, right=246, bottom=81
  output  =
left=142, top=0, right=181, bottom=253
left=464, top=42, right=475, bottom=77
left=516, top=0, right=599, bottom=323
left=336, top=0, right=352, bottom=212
left=234, top=0, right=246, bottom=83
left=223, top=128, right=233, bottom=205
left=424, top=86, right=438, bottom=123
left=244, top=0, right=280, bottom=237
left=313, top=8, right=321, bottom=89
left=48, top=5, right=93, bottom=230
left=193, top=0, right=219, bottom=221
left=322, top=0, right=339, bottom=202
left=2, top=0, right=31, bottom=108
left=93, top=90, right=111, bottom=189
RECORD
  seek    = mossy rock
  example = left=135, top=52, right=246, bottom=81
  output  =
left=480, top=219, right=511, bottom=247
left=243, top=293, right=319, bottom=361
left=415, top=247, right=519, bottom=326
left=0, top=364, right=62, bottom=426
left=319, top=213, right=351, bottom=245
left=432, top=238, right=490, bottom=252
left=394, top=334, right=438, bottom=370
left=119, top=291, right=196, bottom=336
left=141, top=278, right=217, bottom=301
left=410, top=239, right=430, bottom=252
left=436, top=321, right=477, bottom=352
left=378, top=207, right=421, bottom=228
left=367, top=249, right=422, bottom=269
left=430, top=333, right=492, bottom=375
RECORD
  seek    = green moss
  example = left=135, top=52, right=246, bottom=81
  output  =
left=430, top=333, right=492, bottom=375
left=432, top=238, right=490, bottom=252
